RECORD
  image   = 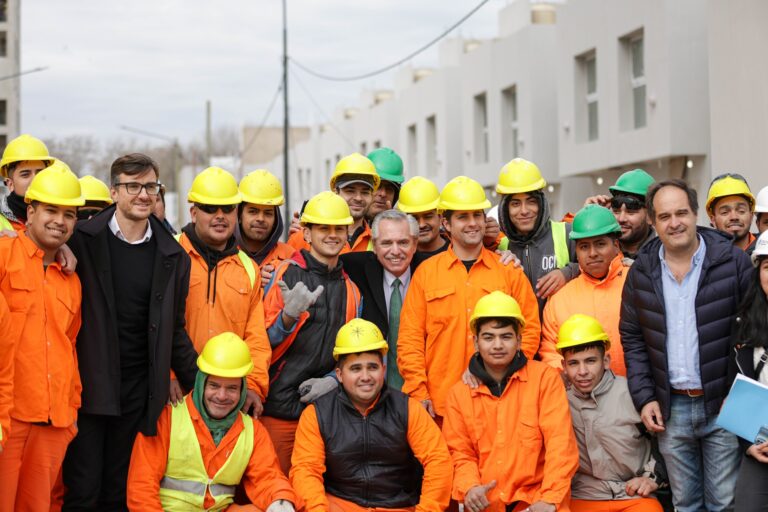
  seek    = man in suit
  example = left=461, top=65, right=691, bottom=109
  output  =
left=341, top=209, right=421, bottom=390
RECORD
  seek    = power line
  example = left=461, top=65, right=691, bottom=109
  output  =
left=290, top=0, right=491, bottom=82
left=0, top=66, right=49, bottom=82
left=241, top=80, right=284, bottom=157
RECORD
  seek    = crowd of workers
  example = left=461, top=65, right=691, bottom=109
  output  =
left=0, top=132, right=766, bottom=512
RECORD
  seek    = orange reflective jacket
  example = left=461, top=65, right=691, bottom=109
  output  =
left=179, top=233, right=271, bottom=400
left=443, top=361, right=578, bottom=511
left=0, top=233, right=82, bottom=427
left=540, top=254, right=629, bottom=376
left=397, top=246, right=540, bottom=417
left=0, top=294, right=13, bottom=446
left=127, top=395, right=298, bottom=511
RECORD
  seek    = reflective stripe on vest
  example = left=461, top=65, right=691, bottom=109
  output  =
left=498, top=220, right=569, bottom=269
left=0, top=214, right=12, bottom=231
left=173, top=233, right=256, bottom=289
left=159, top=399, right=254, bottom=512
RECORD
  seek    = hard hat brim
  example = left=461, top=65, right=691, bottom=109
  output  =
left=188, top=191, right=242, bottom=205
left=332, top=340, right=389, bottom=360
left=25, top=192, right=86, bottom=207
left=197, top=357, right=254, bottom=378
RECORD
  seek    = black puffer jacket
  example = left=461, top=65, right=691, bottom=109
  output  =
left=620, top=227, right=752, bottom=420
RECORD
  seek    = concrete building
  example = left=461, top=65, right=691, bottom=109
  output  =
left=0, top=0, right=20, bottom=149
left=255, top=0, right=768, bottom=223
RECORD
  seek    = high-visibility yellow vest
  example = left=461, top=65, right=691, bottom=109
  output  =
left=0, top=214, right=13, bottom=231
left=498, top=220, right=570, bottom=268
left=174, top=233, right=256, bottom=288
left=159, top=399, right=254, bottom=511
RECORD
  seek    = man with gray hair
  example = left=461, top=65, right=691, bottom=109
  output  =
left=341, top=209, right=423, bottom=389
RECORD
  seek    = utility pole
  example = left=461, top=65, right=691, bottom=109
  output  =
left=282, top=0, right=291, bottom=236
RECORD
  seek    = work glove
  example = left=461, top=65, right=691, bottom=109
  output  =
left=299, top=376, right=338, bottom=403
left=266, top=499, right=295, bottom=512
left=278, top=280, right=324, bottom=319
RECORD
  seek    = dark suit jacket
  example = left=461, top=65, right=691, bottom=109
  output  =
left=69, top=205, right=199, bottom=435
left=340, top=251, right=429, bottom=338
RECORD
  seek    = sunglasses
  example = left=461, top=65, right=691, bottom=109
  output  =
left=195, top=203, right=237, bottom=214
left=709, top=173, right=749, bottom=187
left=610, top=195, right=645, bottom=212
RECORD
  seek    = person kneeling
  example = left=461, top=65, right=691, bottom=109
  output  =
left=443, top=291, right=578, bottom=512
left=558, top=314, right=665, bottom=512
left=127, top=332, right=298, bottom=512
left=290, top=318, right=453, bottom=512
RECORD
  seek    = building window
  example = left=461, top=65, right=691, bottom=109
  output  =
left=426, top=115, right=437, bottom=176
left=360, top=142, right=367, bottom=155
left=0, top=135, right=6, bottom=149
left=325, top=158, right=331, bottom=182
left=0, top=100, right=6, bottom=126
left=473, top=92, right=489, bottom=163
left=0, top=32, right=6, bottom=58
left=501, top=85, right=519, bottom=160
left=373, top=140, right=381, bottom=149
left=407, top=124, right=418, bottom=174
left=630, top=35, right=646, bottom=129
left=0, top=1, right=6, bottom=23
left=575, top=50, right=598, bottom=142
left=585, top=55, right=598, bottom=141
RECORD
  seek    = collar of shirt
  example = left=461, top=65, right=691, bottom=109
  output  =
left=108, top=212, right=153, bottom=244
left=383, top=266, right=411, bottom=290
left=659, top=233, right=707, bottom=275
left=446, top=244, right=493, bottom=270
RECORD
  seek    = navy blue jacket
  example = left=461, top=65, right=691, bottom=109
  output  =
left=620, top=227, right=752, bottom=420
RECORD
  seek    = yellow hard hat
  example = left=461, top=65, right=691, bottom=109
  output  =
left=240, top=169, right=285, bottom=206
left=329, top=153, right=381, bottom=192
left=0, top=134, right=54, bottom=178
left=397, top=176, right=440, bottom=214
left=187, top=167, right=241, bottom=205
left=469, top=291, right=526, bottom=334
left=25, top=160, right=85, bottom=207
left=79, top=176, right=113, bottom=204
left=300, top=191, right=353, bottom=225
left=438, top=176, right=491, bottom=211
left=706, top=174, right=755, bottom=213
left=555, top=313, right=611, bottom=353
left=197, top=332, right=254, bottom=378
left=496, top=158, right=546, bottom=195
left=333, top=318, right=389, bottom=360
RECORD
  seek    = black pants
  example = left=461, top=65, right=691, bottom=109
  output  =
left=62, top=377, right=147, bottom=512
left=735, top=452, right=768, bottom=512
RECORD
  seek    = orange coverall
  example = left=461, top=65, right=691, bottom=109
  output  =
left=290, top=398, right=453, bottom=512
left=442, top=361, right=579, bottom=511
left=0, top=233, right=82, bottom=512
left=397, top=246, right=540, bottom=417
left=127, top=395, right=298, bottom=511
left=179, top=233, right=271, bottom=400
left=0, top=293, right=14, bottom=448
left=539, top=254, right=629, bottom=376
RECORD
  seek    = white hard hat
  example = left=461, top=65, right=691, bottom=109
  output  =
left=755, top=186, right=768, bottom=213
left=751, top=230, right=768, bottom=267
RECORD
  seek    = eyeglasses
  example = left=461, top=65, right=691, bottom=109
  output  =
left=611, top=195, right=645, bottom=212
left=709, top=173, right=749, bottom=187
left=195, top=203, right=238, bottom=214
left=114, top=181, right=162, bottom=196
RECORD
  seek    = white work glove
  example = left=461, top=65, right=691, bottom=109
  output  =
left=299, top=376, right=338, bottom=403
left=278, top=281, right=324, bottom=319
left=267, top=499, right=295, bottom=512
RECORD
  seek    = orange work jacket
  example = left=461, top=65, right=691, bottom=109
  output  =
left=260, top=242, right=297, bottom=271
left=442, top=361, right=579, bottom=511
left=127, top=394, right=298, bottom=511
left=397, top=246, right=541, bottom=417
left=539, top=254, right=629, bottom=376
left=290, top=396, right=452, bottom=512
left=0, top=294, right=13, bottom=445
left=0, top=233, right=82, bottom=427
left=287, top=222, right=372, bottom=254
left=179, top=233, right=271, bottom=400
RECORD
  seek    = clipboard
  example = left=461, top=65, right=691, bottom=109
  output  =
left=716, top=373, right=768, bottom=443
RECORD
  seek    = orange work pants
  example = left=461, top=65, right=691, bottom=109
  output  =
left=327, top=493, right=415, bottom=512
left=261, top=416, right=299, bottom=476
left=570, top=498, right=663, bottom=512
left=0, top=418, right=76, bottom=512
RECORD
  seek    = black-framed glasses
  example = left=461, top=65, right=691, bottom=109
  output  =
left=611, top=195, right=645, bottom=212
left=114, top=181, right=162, bottom=196
left=195, top=203, right=237, bottom=214
left=709, top=173, right=749, bottom=187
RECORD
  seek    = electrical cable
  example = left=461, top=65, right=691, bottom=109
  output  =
left=241, top=80, right=284, bottom=156
left=290, top=0, right=491, bottom=82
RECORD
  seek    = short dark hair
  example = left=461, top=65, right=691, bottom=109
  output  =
left=474, top=317, right=522, bottom=337
left=336, top=350, right=385, bottom=368
left=560, top=341, right=606, bottom=359
left=646, top=179, right=698, bottom=222
left=110, top=153, right=159, bottom=185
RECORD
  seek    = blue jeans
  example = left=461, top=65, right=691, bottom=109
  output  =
left=657, top=394, right=740, bottom=512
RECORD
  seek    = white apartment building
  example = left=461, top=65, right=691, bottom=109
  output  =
left=0, top=0, right=20, bottom=149
left=253, top=0, right=768, bottom=222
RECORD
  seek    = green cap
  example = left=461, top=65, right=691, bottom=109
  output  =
left=367, top=147, right=404, bottom=184
left=609, top=169, right=655, bottom=198
left=569, top=204, right=621, bottom=240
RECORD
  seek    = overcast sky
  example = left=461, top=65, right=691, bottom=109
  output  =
left=20, top=0, right=506, bottom=146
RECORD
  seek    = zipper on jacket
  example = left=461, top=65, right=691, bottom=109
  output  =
left=362, top=414, right=370, bottom=502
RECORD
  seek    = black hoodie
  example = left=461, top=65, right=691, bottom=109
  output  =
left=181, top=223, right=239, bottom=306
left=468, top=351, right=528, bottom=397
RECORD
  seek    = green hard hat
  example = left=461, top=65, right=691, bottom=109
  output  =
left=367, top=147, right=405, bottom=184
left=609, top=169, right=655, bottom=198
left=569, top=204, right=621, bottom=240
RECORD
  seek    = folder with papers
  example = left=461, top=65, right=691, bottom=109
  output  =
left=716, top=374, right=768, bottom=443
